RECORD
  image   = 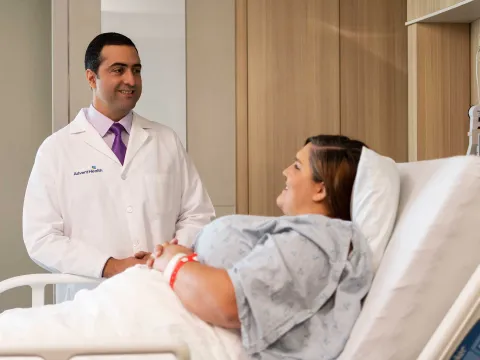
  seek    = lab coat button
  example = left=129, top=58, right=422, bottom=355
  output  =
left=126, top=206, right=133, bottom=213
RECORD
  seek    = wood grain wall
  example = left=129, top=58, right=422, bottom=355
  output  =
left=235, top=0, right=249, bottom=215
left=245, top=0, right=340, bottom=216
left=236, top=0, right=408, bottom=216
left=471, top=19, right=480, bottom=105
left=340, top=0, right=408, bottom=161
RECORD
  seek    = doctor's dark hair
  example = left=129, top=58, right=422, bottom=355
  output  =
left=304, top=135, right=367, bottom=221
left=84, top=32, right=138, bottom=75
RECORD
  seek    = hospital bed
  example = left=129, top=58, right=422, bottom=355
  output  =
left=0, top=154, right=479, bottom=360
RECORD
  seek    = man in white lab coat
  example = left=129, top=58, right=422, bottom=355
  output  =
left=22, top=32, right=215, bottom=302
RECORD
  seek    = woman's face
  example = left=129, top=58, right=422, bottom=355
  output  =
left=276, top=143, right=326, bottom=216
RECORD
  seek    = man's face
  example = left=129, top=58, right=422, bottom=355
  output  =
left=86, top=45, right=142, bottom=120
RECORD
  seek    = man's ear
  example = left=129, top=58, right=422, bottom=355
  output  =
left=86, top=69, right=97, bottom=89
left=312, top=182, right=327, bottom=203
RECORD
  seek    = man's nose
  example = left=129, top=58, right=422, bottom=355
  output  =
left=123, top=69, right=136, bottom=86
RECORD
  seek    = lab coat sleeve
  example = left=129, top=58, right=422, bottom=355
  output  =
left=173, top=135, right=216, bottom=247
left=22, top=137, right=111, bottom=278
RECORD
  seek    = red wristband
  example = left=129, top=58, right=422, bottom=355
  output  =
left=169, top=253, right=198, bottom=289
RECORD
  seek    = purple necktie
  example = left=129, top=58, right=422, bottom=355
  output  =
left=110, top=123, right=127, bottom=165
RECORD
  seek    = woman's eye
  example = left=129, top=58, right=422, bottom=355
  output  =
left=294, top=163, right=300, bottom=170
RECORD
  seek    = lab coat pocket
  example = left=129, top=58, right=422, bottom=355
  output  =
left=144, top=174, right=176, bottom=215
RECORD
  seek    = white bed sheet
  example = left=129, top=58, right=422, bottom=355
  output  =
left=0, top=265, right=248, bottom=360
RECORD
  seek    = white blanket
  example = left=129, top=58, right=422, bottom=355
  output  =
left=0, top=266, right=248, bottom=360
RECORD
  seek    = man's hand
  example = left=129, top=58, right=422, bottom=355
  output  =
left=133, top=251, right=151, bottom=260
left=147, top=242, right=194, bottom=272
left=102, top=256, right=147, bottom=278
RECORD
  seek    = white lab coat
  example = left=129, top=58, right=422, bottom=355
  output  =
left=22, top=109, right=215, bottom=302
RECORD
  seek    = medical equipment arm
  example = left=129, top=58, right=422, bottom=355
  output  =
left=173, top=261, right=240, bottom=329
left=173, top=135, right=216, bottom=247
left=22, top=138, right=111, bottom=278
left=467, top=105, right=480, bottom=156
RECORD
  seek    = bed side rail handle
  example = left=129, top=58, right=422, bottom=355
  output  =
left=0, top=274, right=101, bottom=307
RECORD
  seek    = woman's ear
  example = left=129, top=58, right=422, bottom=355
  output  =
left=312, top=182, right=327, bottom=203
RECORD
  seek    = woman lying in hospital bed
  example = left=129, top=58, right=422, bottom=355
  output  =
left=0, top=135, right=379, bottom=360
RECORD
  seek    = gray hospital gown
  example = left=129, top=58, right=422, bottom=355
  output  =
left=193, top=214, right=373, bottom=360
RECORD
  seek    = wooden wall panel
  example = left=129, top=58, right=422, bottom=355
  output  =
left=235, top=0, right=249, bottom=214
left=408, top=25, right=418, bottom=161
left=246, top=0, right=340, bottom=216
left=340, top=0, right=408, bottom=162
left=410, top=24, right=470, bottom=160
left=407, top=0, right=465, bottom=22
left=471, top=19, right=480, bottom=106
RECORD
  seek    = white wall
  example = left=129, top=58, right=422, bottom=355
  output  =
left=52, top=0, right=102, bottom=130
left=69, top=0, right=102, bottom=121
left=101, top=0, right=187, bottom=147
left=186, top=0, right=236, bottom=217
left=0, top=0, right=53, bottom=310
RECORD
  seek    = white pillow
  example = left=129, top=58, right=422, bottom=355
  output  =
left=351, top=147, right=400, bottom=272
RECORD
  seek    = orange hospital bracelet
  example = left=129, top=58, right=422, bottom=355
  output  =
left=169, top=253, right=198, bottom=289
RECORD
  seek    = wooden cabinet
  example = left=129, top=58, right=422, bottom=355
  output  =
left=408, top=24, right=470, bottom=161
left=407, top=0, right=466, bottom=22
left=406, top=1, right=475, bottom=161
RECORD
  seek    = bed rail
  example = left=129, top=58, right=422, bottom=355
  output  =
left=417, top=265, right=480, bottom=360
left=0, top=340, right=190, bottom=360
left=0, top=273, right=101, bottom=307
left=0, top=275, right=191, bottom=359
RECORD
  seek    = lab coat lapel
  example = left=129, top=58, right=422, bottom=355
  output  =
left=69, top=110, right=120, bottom=164
left=123, top=113, right=150, bottom=168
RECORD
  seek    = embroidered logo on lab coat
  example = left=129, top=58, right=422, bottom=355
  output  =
left=73, top=166, right=104, bottom=176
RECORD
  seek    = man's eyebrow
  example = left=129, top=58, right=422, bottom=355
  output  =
left=108, top=62, right=142, bottom=68
left=295, top=157, right=302, bottom=164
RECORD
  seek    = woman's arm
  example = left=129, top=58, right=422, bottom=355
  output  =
left=148, top=244, right=240, bottom=329
left=173, top=261, right=240, bottom=328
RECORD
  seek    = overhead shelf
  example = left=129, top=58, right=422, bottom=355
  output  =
left=406, top=0, right=480, bottom=25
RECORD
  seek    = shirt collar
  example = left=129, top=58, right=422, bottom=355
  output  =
left=85, top=104, right=133, bottom=137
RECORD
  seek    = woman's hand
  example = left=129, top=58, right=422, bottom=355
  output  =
left=147, top=240, right=194, bottom=272
left=147, top=239, right=240, bottom=329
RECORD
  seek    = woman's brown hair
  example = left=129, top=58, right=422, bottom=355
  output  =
left=305, top=135, right=367, bottom=221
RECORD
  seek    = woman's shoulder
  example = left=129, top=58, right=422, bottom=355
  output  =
left=279, top=214, right=355, bottom=235
left=206, top=213, right=355, bottom=234
left=212, top=213, right=349, bottom=224
left=207, top=214, right=277, bottom=228
left=202, top=213, right=360, bottom=244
